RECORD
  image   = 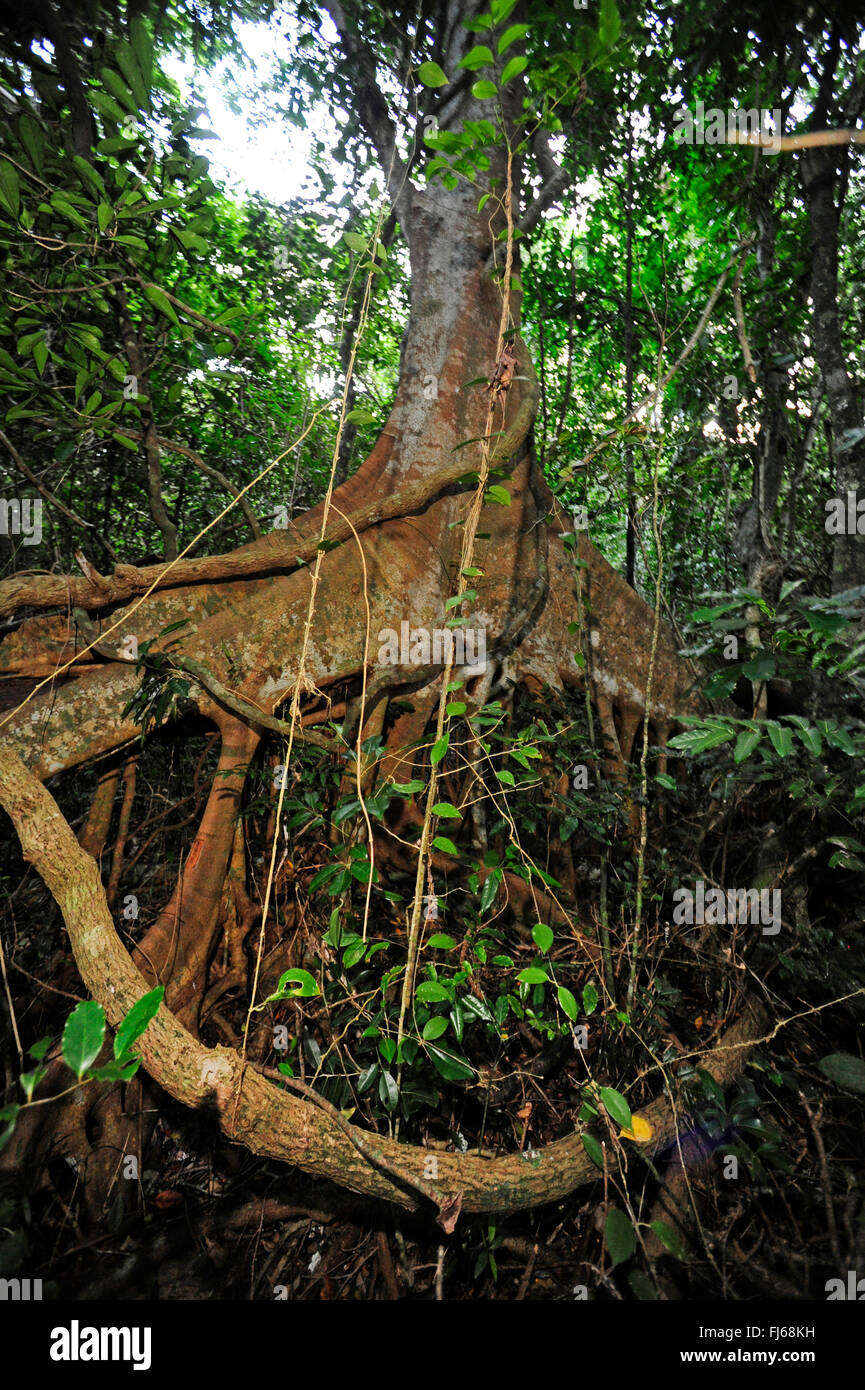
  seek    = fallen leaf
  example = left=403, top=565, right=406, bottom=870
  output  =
left=618, top=1114, right=654, bottom=1143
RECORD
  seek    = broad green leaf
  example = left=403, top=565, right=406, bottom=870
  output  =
left=422, top=1016, right=449, bottom=1041
left=650, top=1220, right=687, bottom=1261
left=417, top=61, right=448, bottom=87
left=115, top=40, right=150, bottom=110
left=668, top=724, right=735, bottom=755
left=500, top=56, right=527, bottom=85
left=275, top=968, right=320, bottom=998
left=485, top=483, right=511, bottom=505
left=416, top=981, right=451, bottom=1003
left=113, top=985, right=164, bottom=1059
left=599, top=0, right=622, bottom=47
left=599, top=1085, right=631, bottom=1129
left=532, top=922, right=554, bottom=953
left=582, top=1133, right=604, bottom=1169
left=99, top=66, right=139, bottom=115
left=557, top=985, right=578, bottom=1021
left=498, top=23, right=529, bottom=53
left=432, top=835, right=458, bottom=854
left=379, top=1070, right=399, bottom=1108
left=427, top=934, right=456, bottom=949
left=17, top=115, right=44, bottom=173
left=817, top=1053, right=865, bottom=1095
left=142, top=282, right=179, bottom=324
left=766, top=721, right=793, bottom=757
left=734, top=727, right=761, bottom=763
left=431, top=733, right=449, bottom=764
left=583, top=982, right=598, bottom=1015
left=62, top=1000, right=106, bottom=1078
left=605, top=1207, right=635, bottom=1267
left=0, top=162, right=20, bottom=219
left=343, top=231, right=367, bottom=253
left=517, top=966, right=549, bottom=985
left=458, top=45, right=493, bottom=70
left=471, top=79, right=498, bottom=99
left=432, top=802, right=460, bottom=818
left=427, top=1046, right=474, bottom=1082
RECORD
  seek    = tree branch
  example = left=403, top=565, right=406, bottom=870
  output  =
left=319, top=0, right=413, bottom=218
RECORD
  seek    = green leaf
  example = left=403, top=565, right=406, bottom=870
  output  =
left=583, top=982, right=598, bottom=1015
left=817, top=1053, right=865, bottom=1095
left=142, top=282, right=179, bottom=324
left=500, top=56, right=527, bottom=85
left=97, top=202, right=113, bottom=233
left=89, top=1058, right=140, bottom=1083
left=557, top=985, right=578, bottom=1021
left=0, top=161, right=21, bottom=219
left=599, top=1086, right=631, bottom=1129
left=427, top=934, right=456, bottom=949
left=582, top=1133, right=604, bottom=1169
left=344, top=407, right=376, bottom=424
left=416, top=981, right=452, bottom=1003
left=417, top=61, right=448, bottom=88
left=432, top=835, right=459, bottom=855
left=275, top=968, right=320, bottom=998
left=792, top=723, right=822, bottom=756
left=32, top=338, right=48, bottom=376
left=605, top=1207, right=635, bottom=1267
left=517, top=966, right=549, bottom=985
left=427, top=1046, right=474, bottom=1083
left=821, top=722, right=856, bottom=755
left=379, top=1070, right=399, bottom=1109
left=498, top=23, right=529, bottom=53
left=650, top=1219, right=687, bottom=1261
left=765, top=721, right=793, bottom=757
left=17, top=115, right=45, bottom=173
left=129, top=15, right=154, bottom=90
left=459, top=45, right=494, bottom=70
left=431, top=733, right=449, bottom=764
left=599, top=0, right=622, bottom=48
left=532, top=922, right=554, bottom=953
left=479, top=871, right=499, bottom=913
left=115, top=40, right=150, bottom=111
left=471, top=79, right=498, bottom=99
left=734, top=727, right=761, bottom=763
left=343, top=231, right=367, bottom=254
left=485, top=483, right=510, bottom=505
left=422, top=1016, right=449, bottom=1041
left=98, top=67, right=139, bottom=115
left=113, top=985, right=164, bottom=1059
left=432, top=802, right=460, bottom=818
left=62, top=1000, right=106, bottom=1079
left=19, top=1065, right=46, bottom=1102
left=668, top=724, right=735, bottom=755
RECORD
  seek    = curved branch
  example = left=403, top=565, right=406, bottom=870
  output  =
left=0, top=744, right=767, bottom=1220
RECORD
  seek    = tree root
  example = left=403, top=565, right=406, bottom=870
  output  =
left=0, top=744, right=767, bottom=1222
